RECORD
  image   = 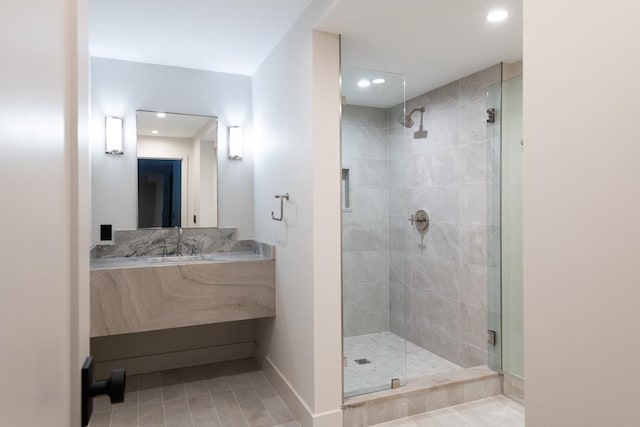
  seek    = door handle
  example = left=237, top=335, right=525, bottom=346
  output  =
left=81, top=356, right=126, bottom=426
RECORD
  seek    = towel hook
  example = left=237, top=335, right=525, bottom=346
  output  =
left=271, top=193, right=289, bottom=221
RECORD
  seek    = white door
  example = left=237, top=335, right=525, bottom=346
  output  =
left=0, top=0, right=90, bottom=426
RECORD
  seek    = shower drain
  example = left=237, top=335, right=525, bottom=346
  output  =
left=354, top=358, right=371, bottom=365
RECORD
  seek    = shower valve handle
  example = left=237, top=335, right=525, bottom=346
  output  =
left=408, top=214, right=427, bottom=225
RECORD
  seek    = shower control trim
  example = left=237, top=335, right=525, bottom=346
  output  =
left=409, top=209, right=430, bottom=234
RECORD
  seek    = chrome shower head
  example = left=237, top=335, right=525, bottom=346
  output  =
left=398, top=107, right=428, bottom=139
left=398, top=115, right=414, bottom=128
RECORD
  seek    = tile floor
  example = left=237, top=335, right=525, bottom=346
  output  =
left=344, top=332, right=463, bottom=397
left=90, top=358, right=300, bottom=427
left=375, top=396, right=524, bottom=427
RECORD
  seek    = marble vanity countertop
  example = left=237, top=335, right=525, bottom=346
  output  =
left=90, top=251, right=270, bottom=270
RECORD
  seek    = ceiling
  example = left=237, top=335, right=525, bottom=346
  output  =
left=137, top=111, right=217, bottom=139
left=89, top=0, right=311, bottom=76
left=90, top=0, right=522, bottom=107
left=320, top=0, right=523, bottom=107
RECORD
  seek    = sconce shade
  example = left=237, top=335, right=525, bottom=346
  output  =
left=228, top=126, right=243, bottom=160
left=105, top=116, right=123, bottom=154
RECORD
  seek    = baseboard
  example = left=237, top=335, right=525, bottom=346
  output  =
left=260, top=356, right=343, bottom=427
left=503, top=373, right=525, bottom=401
left=94, top=342, right=254, bottom=379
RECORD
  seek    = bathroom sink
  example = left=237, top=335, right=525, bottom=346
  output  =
left=148, top=255, right=202, bottom=263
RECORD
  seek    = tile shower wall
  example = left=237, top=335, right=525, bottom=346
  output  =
left=388, top=65, right=502, bottom=368
left=342, top=105, right=391, bottom=336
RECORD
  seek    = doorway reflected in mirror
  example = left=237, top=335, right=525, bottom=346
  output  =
left=137, top=159, right=182, bottom=228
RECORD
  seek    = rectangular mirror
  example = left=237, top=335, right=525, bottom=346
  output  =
left=136, top=110, right=218, bottom=228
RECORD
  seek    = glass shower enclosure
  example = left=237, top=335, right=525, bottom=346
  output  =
left=341, top=66, right=407, bottom=398
left=487, top=74, right=524, bottom=378
left=341, top=63, right=524, bottom=400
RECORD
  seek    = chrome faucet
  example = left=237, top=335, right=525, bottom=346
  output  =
left=176, top=226, right=183, bottom=256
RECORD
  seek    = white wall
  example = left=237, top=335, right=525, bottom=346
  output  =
left=91, top=58, right=253, bottom=243
left=0, top=0, right=90, bottom=425
left=524, top=1, right=640, bottom=426
left=252, top=0, right=342, bottom=425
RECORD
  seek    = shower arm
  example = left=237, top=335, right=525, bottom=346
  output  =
left=408, top=107, right=425, bottom=118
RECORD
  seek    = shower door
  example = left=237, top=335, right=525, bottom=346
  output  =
left=486, top=82, right=503, bottom=371
left=341, top=66, right=407, bottom=398
left=487, top=75, right=524, bottom=375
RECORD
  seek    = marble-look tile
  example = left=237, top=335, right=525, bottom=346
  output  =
left=347, top=189, right=389, bottom=221
left=343, top=220, right=390, bottom=252
left=459, top=101, right=488, bottom=145
left=343, top=406, right=367, bottom=427
left=422, top=223, right=460, bottom=261
left=184, top=379, right=210, bottom=398
left=163, top=383, right=187, bottom=402
left=233, top=387, right=276, bottom=427
left=350, top=158, right=390, bottom=190
left=188, top=395, right=221, bottom=427
left=344, top=282, right=390, bottom=316
left=459, top=224, right=487, bottom=266
left=409, top=327, right=460, bottom=368
left=460, top=343, right=488, bottom=368
left=254, top=384, right=297, bottom=425
left=423, top=81, right=460, bottom=115
left=411, top=108, right=458, bottom=152
left=408, top=146, right=459, bottom=187
left=459, top=141, right=488, bottom=184
left=459, top=183, right=487, bottom=225
left=342, top=251, right=389, bottom=285
left=343, top=104, right=388, bottom=128
left=384, top=396, right=408, bottom=421
left=139, top=402, right=165, bottom=427
left=459, top=64, right=502, bottom=105
left=463, top=377, right=502, bottom=402
left=207, top=377, right=232, bottom=394
left=389, top=159, right=407, bottom=190
left=460, top=304, right=488, bottom=350
left=406, top=392, right=427, bottom=416
left=139, top=373, right=164, bottom=405
left=91, top=260, right=275, bottom=336
left=411, top=256, right=460, bottom=302
left=164, top=399, right=193, bottom=427
left=342, top=125, right=389, bottom=160
left=344, top=312, right=390, bottom=337
left=211, top=391, right=249, bottom=427
left=411, top=186, right=458, bottom=224
left=376, top=396, right=525, bottom=427
left=459, top=263, right=487, bottom=310
left=110, top=407, right=138, bottom=427
left=274, top=422, right=302, bottom=427
left=366, top=402, right=386, bottom=425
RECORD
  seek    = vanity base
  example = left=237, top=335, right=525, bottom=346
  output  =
left=90, top=259, right=275, bottom=337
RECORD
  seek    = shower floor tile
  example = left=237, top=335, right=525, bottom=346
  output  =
left=344, top=332, right=463, bottom=397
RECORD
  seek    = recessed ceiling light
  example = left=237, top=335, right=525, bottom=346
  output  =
left=357, top=79, right=371, bottom=88
left=372, top=78, right=385, bottom=84
left=151, top=130, right=159, bottom=134
left=487, top=9, right=508, bottom=22
left=156, top=112, right=166, bottom=118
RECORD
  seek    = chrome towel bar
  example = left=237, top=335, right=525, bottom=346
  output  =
left=271, top=193, right=289, bottom=221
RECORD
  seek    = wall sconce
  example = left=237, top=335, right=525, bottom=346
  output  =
left=105, top=116, right=124, bottom=155
left=228, top=126, right=243, bottom=160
